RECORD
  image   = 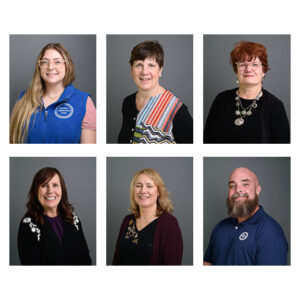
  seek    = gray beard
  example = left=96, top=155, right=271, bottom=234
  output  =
left=227, top=193, right=258, bottom=218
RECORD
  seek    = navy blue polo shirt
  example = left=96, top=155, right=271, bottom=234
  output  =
left=204, top=206, right=288, bottom=265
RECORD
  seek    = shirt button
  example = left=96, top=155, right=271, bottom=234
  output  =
left=235, top=226, right=238, bottom=229
left=133, top=117, right=136, bottom=120
left=130, top=140, right=133, bottom=143
left=131, top=128, right=134, bottom=131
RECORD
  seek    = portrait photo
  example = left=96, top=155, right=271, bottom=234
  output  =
left=203, top=157, right=290, bottom=265
left=9, top=35, right=96, bottom=144
left=106, top=35, right=193, bottom=144
left=106, top=157, right=193, bottom=265
left=10, top=157, right=96, bottom=265
left=203, top=35, right=290, bottom=143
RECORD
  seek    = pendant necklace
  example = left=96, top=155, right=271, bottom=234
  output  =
left=234, top=89, right=262, bottom=126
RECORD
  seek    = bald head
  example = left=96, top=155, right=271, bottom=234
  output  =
left=229, top=167, right=259, bottom=186
left=228, top=167, right=261, bottom=200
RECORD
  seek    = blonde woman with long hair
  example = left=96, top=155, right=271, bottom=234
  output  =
left=112, top=168, right=183, bottom=265
left=10, top=43, right=96, bottom=144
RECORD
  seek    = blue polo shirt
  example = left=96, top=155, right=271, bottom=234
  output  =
left=204, top=206, right=288, bottom=265
left=19, top=84, right=89, bottom=143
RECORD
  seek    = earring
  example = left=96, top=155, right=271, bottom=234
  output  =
left=236, top=78, right=239, bottom=85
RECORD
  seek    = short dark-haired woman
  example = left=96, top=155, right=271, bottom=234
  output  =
left=18, top=167, right=92, bottom=265
left=204, top=41, right=290, bottom=143
left=118, top=40, right=193, bottom=144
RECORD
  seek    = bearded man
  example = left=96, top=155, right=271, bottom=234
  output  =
left=204, top=167, right=288, bottom=265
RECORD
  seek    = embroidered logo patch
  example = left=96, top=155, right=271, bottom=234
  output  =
left=55, top=103, right=74, bottom=119
left=239, top=232, right=248, bottom=241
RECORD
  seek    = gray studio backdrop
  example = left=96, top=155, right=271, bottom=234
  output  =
left=10, top=157, right=96, bottom=265
left=203, top=157, right=290, bottom=265
left=107, top=157, right=193, bottom=265
left=10, top=34, right=96, bottom=114
left=203, top=35, right=290, bottom=126
left=107, top=35, right=193, bottom=143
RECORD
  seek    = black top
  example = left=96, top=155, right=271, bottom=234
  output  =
left=18, top=214, right=92, bottom=265
left=118, top=92, right=193, bottom=143
left=204, top=88, right=290, bottom=143
left=118, top=218, right=158, bottom=265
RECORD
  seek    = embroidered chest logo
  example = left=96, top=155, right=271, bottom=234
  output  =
left=239, top=232, right=249, bottom=241
left=55, top=103, right=74, bottom=119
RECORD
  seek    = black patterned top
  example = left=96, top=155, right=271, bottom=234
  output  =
left=118, top=218, right=158, bottom=265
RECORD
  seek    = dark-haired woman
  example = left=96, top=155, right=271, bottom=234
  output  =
left=18, top=167, right=92, bottom=265
left=204, top=41, right=290, bottom=143
left=10, top=43, right=96, bottom=144
left=118, top=40, right=193, bottom=144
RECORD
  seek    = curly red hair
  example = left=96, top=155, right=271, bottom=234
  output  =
left=230, top=41, right=270, bottom=74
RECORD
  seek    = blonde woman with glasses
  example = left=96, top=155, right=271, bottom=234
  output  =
left=10, top=43, right=96, bottom=144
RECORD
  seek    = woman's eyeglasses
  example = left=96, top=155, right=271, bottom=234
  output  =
left=236, top=62, right=262, bottom=71
left=38, top=59, right=65, bottom=69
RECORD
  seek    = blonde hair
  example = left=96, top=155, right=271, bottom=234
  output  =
left=129, top=168, right=174, bottom=217
left=10, top=43, right=75, bottom=143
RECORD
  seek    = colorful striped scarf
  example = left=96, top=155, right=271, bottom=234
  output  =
left=133, top=90, right=182, bottom=144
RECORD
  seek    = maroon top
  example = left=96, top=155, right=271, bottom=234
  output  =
left=113, top=211, right=183, bottom=265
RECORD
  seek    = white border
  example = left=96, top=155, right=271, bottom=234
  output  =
left=2, top=0, right=298, bottom=299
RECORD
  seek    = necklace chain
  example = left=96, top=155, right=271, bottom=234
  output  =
left=234, top=89, right=262, bottom=126
left=46, top=91, right=63, bottom=100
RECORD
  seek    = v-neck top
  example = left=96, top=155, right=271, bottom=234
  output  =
left=118, top=217, right=158, bottom=265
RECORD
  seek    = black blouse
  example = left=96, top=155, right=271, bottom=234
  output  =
left=118, top=92, right=193, bottom=144
left=118, top=218, right=158, bottom=265
left=18, top=214, right=92, bottom=265
left=204, top=88, right=290, bottom=143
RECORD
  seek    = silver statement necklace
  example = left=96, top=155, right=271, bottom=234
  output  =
left=234, top=89, right=262, bottom=126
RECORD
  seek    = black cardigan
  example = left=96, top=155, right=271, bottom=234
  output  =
left=118, top=92, right=193, bottom=144
left=204, top=88, right=290, bottom=143
left=18, top=214, right=92, bottom=265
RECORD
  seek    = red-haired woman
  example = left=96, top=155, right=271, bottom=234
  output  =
left=18, top=167, right=92, bottom=265
left=204, top=41, right=290, bottom=143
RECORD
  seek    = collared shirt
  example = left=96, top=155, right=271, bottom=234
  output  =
left=204, top=206, right=288, bottom=265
